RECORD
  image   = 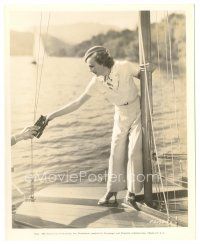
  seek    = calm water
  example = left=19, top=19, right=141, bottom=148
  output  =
left=10, top=57, right=187, bottom=203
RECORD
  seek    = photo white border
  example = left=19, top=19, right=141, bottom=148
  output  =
left=0, top=0, right=198, bottom=241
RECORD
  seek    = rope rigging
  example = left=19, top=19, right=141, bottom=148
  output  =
left=29, top=11, right=51, bottom=201
left=162, top=12, right=178, bottom=210
left=153, top=12, right=168, bottom=208
left=138, top=18, right=170, bottom=219
left=166, top=12, right=184, bottom=179
left=148, top=11, right=187, bottom=217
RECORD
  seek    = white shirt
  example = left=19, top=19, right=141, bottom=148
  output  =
left=85, top=60, right=139, bottom=106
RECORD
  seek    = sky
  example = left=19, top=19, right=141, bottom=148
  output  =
left=7, top=10, right=177, bottom=31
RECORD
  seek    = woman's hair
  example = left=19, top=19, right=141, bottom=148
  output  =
left=92, top=51, right=114, bottom=69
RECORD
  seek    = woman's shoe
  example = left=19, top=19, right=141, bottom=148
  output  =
left=124, top=192, right=140, bottom=211
left=98, top=192, right=117, bottom=206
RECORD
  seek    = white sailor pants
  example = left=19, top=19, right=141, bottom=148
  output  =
left=107, top=97, right=143, bottom=194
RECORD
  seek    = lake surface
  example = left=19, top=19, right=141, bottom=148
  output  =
left=10, top=57, right=187, bottom=203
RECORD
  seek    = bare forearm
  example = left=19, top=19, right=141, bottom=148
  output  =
left=49, top=100, right=81, bottom=120
left=11, top=133, right=24, bottom=146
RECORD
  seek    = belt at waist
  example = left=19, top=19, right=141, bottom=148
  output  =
left=118, top=95, right=139, bottom=107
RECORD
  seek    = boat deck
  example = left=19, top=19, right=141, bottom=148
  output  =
left=13, top=183, right=187, bottom=228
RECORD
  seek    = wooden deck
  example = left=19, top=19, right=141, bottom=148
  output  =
left=13, top=183, right=187, bottom=228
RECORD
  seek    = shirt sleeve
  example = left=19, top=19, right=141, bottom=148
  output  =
left=84, top=76, right=99, bottom=97
left=123, top=61, right=139, bottom=77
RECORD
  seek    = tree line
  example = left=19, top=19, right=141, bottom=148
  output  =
left=45, top=13, right=186, bottom=73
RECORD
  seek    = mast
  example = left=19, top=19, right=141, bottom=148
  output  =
left=138, top=11, right=153, bottom=205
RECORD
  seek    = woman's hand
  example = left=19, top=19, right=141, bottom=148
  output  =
left=45, top=113, right=55, bottom=123
left=140, top=63, right=157, bottom=73
left=11, top=125, right=40, bottom=146
left=17, top=125, right=40, bottom=140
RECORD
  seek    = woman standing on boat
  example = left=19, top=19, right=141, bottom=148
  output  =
left=44, top=46, right=154, bottom=207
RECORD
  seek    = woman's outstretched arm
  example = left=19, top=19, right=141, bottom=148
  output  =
left=47, top=92, right=91, bottom=122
